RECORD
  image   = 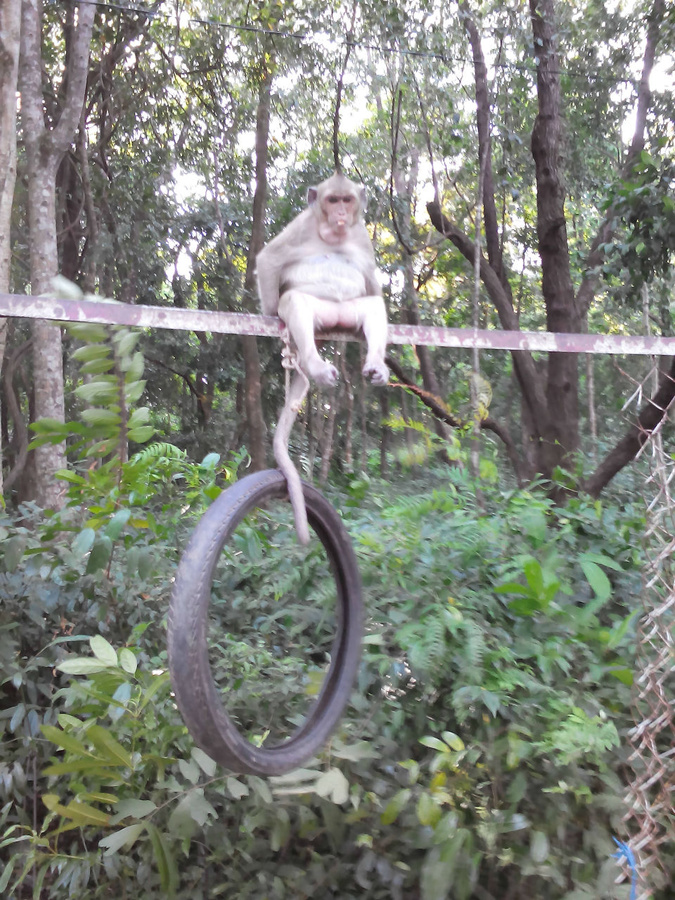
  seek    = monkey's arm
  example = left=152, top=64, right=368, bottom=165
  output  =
left=256, top=212, right=314, bottom=315
left=353, top=226, right=382, bottom=297
left=256, top=244, right=281, bottom=315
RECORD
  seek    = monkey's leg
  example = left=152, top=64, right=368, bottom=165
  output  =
left=278, top=291, right=339, bottom=386
left=354, top=296, right=389, bottom=386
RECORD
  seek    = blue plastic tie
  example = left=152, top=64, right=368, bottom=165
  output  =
left=613, top=838, right=638, bottom=900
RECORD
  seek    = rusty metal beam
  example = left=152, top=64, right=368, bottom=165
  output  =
left=1, top=293, right=672, bottom=356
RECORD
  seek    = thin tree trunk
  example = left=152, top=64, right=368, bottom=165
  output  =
left=0, top=0, right=21, bottom=496
left=379, top=391, right=390, bottom=478
left=358, top=347, right=368, bottom=473
left=19, top=0, right=95, bottom=508
left=393, top=154, right=450, bottom=446
left=241, top=62, right=274, bottom=471
left=339, top=354, right=354, bottom=472
left=318, top=385, right=340, bottom=485
left=459, top=1, right=511, bottom=298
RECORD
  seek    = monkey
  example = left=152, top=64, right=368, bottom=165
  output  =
left=256, top=172, right=389, bottom=387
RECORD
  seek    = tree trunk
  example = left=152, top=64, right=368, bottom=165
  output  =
left=19, top=0, right=95, bottom=508
left=318, top=385, right=339, bottom=485
left=241, top=62, right=274, bottom=471
left=530, top=0, right=580, bottom=475
left=393, top=153, right=450, bottom=446
left=0, top=0, right=21, bottom=497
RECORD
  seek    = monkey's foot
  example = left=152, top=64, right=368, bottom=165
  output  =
left=306, top=359, right=339, bottom=387
left=363, top=360, right=389, bottom=386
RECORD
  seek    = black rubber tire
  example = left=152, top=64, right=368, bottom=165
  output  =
left=167, top=468, right=363, bottom=775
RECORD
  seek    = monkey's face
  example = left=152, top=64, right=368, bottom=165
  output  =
left=322, top=192, right=358, bottom=234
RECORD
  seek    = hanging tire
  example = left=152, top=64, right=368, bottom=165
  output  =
left=167, top=468, right=363, bottom=776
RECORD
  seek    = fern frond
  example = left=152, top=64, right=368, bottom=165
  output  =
left=132, top=442, right=186, bottom=465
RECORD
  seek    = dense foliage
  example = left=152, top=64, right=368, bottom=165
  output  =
left=0, top=371, right=664, bottom=896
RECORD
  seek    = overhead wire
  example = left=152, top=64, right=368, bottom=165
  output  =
left=50, top=0, right=645, bottom=87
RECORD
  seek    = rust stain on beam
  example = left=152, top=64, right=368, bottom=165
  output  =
left=0, top=293, right=672, bottom=356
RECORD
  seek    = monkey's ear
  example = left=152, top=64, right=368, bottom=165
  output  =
left=359, top=186, right=367, bottom=207
left=307, top=187, right=319, bottom=205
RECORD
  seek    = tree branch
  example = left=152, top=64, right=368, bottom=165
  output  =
left=459, top=1, right=511, bottom=297
left=584, top=357, right=675, bottom=497
left=386, top=354, right=525, bottom=481
left=426, top=199, right=549, bottom=427
left=52, top=2, right=96, bottom=155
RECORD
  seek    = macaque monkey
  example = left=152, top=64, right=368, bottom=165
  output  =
left=256, top=173, right=389, bottom=387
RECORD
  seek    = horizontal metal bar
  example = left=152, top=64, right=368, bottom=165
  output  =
left=1, top=293, right=672, bottom=356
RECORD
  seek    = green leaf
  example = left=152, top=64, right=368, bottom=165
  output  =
left=42, top=759, right=113, bottom=776
left=530, top=830, right=550, bottom=863
left=184, top=790, right=217, bottom=826
left=99, top=823, right=144, bottom=856
left=226, top=776, right=249, bottom=799
left=128, top=407, right=150, bottom=429
left=441, top=731, right=464, bottom=752
left=420, top=845, right=454, bottom=900
left=72, top=528, right=96, bottom=556
left=110, top=799, right=157, bottom=824
left=315, top=768, right=349, bottom=805
left=124, top=380, right=146, bottom=403
left=48, top=796, right=110, bottom=827
left=80, top=358, right=116, bottom=375
left=105, top=508, right=132, bottom=540
left=508, top=596, right=541, bottom=616
left=0, top=854, right=16, bottom=894
left=72, top=344, right=111, bottom=363
left=608, top=667, right=634, bottom=685
left=74, top=382, right=119, bottom=404
left=200, top=452, right=221, bottom=469
left=67, top=323, right=109, bottom=342
left=523, top=558, right=544, bottom=593
left=57, top=658, right=114, bottom=675
left=178, top=758, right=200, bottom=784
left=4, top=535, right=26, bottom=571
left=495, top=582, right=531, bottom=596
left=90, top=634, right=118, bottom=666
left=9, top=703, right=25, bottom=733
left=128, top=425, right=155, bottom=443
left=113, top=330, right=141, bottom=356
left=123, top=351, right=145, bottom=380
left=192, top=747, right=217, bottom=776
left=419, top=736, right=448, bottom=753
left=118, top=648, right=137, bottom=675
left=87, top=725, right=133, bottom=768
left=145, top=823, right=178, bottom=897
left=86, top=536, right=113, bottom=573
left=607, top=611, right=638, bottom=649
left=81, top=408, right=121, bottom=426
left=417, top=792, right=442, bottom=827
left=381, top=788, right=411, bottom=825
left=580, top=558, right=612, bottom=601
left=41, top=725, right=93, bottom=757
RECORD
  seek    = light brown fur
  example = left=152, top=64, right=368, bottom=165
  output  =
left=257, top=173, right=389, bottom=387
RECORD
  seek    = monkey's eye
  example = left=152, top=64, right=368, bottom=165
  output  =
left=326, top=196, right=341, bottom=204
